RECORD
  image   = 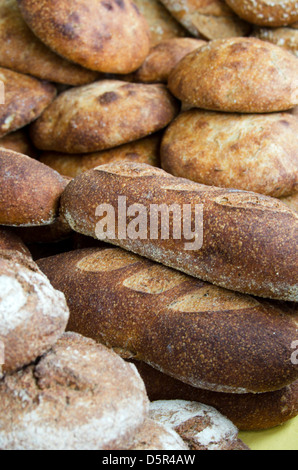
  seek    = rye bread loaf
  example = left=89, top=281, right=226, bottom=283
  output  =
left=149, top=400, right=249, bottom=450
left=159, top=0, right=251, bottom=40
left=0, top=149, right=68, bottom=226
left=0, top=128, right=37, bottom=158
left=0, top=0, right=99, bottom=85
left=17, top=0, right=150, bottom=74
left=30, top=81, right=178, bottom=154
left=0, top=67, right=56, bottom=138
left=128, top=418, right=189, bottom=450
left=168, top=37, right=298, bottom=113
left=225, top=0, right=298, bottom=27
left=281, top=193, right=298, bottom=213
left=161, top=110, right=298, bottom=198
left=0, top=332, right=149, bottom=450
left=253, top=26, right=298, bottom=57
left=131, top=361, right=298, bottom=431
left=59, top=162, right=298, bottom=302
left=37, top=247, right=298, bottom=394
left=0, top=250, right=69, bottom=377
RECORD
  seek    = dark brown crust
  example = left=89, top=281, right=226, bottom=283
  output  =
left=0, top=227, right=31, bottom=258
left=226, top=0, right=298, bottom=27
left=17, top=0, right=150, bottom=74
left=37, top=247, right=298, bottom=394
left=59, top=162, right=298, bottom=302
left=0, top=149, right=68, bottom=226
left=168, top=38, right=298, bottom=113
left=0, top=128, right=37, bottom=158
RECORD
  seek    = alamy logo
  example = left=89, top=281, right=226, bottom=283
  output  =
left=291, top=341, right=298, bottom=365
left=0, top=81, right=5, bottom=105
left=95, top=196, right=204, bottom=251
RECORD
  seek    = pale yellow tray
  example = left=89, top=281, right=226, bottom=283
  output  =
left=239, top=416, right=298, bottom=451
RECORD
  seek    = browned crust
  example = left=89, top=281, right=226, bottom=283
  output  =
left=0, top=227, right=31, bottom=258
left=30, top=81, right=179, bottom=153
left=226, top=0, right=298, bottom=27
left=161, top=110, right=298, bottom=198
left=37, top=247, right=298, bottom=394
left=128, top=418, right=189, bottom=450
left=280, top=192, right=298, bottom=213
left=0, top=149, right=68, bottom=226
left=17, top=0, right=151, bottom=74
left=252, top=26, right=298, bottom=57
left=59, top=162, right=298, bottom=302
left=0, top=128, right=37, bottom=158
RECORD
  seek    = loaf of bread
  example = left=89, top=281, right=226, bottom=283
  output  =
left=149, top=400, right=249, bottom=450
left=253, top=26, right=298, bottom=57
left=37, top=247, right=298, bottom=394
left=168, top=38, right=298, bottom=113
left=0, top=149, right=68, bottom=226
left=30, top=81, right=178, bottom=153
left=226, top=0, right=298, bottom=27
left=60, top=162, right=298, bottom=302
left=130, top=360, right=298, bottom=431
left=281, top=193, right=298, bottom=213
left=0, top=332, right=149, bottom=450
left=0, top=129, right=37, bottom=158
left=128, top=418, right=189, bottom=450
left=0, top=228, right=31, bottom=259
left=161, top=110, right=298, bottom=197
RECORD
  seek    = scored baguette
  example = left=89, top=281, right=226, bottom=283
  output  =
left=60, top=162, right=298, bottom=302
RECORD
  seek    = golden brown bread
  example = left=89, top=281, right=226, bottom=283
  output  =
left=131, top=361, right=298, bottom=431
left=0, top=67, right=56, bottom=138
left=60, top=162, right=298, bottom=302
left=159, top=0, right=251, bottom=39
left=30, top=81, right=179, bottom=153
left=38, top=134, right=162, bottom=178
left=37, top=247, right=298, bottom=394
left=161, top=110, right=298, bottom=198
left=168, top=37, right=298, bottom=113
left=17, top=0, right=150, bottom=74
left=226, top=0, right=298, bottom=27
left=253, top=26, right=298, bottom=57
left=0, top=0, right=99, bottom=85
left=0, top=149, right=68, bottom=226
left=132, top=0, right=187, bottom=46
left=0, top=128, right=37, bottom=157
left=280, top=193, right=298, bottom=213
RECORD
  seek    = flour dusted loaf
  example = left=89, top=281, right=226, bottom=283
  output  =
left=128, top=419, right=189, bottom=450
left=0, top=332, right=149, bottom=450
left=17, top=0, right=150, bottom=74
left=60, top=162, right=298, bottom=302
left=37, top=247, right=298, bottom=394
left=0, top=149, right=68, bottom=226
left=159, top=0, right=251, bottom=40
left=30, top=81, right=178, bottom=153
left=253, top=26, right=298, bottom=57
left=149, top=400, right=249, bottom=450
left=168, top=37, right=298, bottom=113
left=225, top=0, right=298, bottom=27
left=161, top=110, right=298, bottom=197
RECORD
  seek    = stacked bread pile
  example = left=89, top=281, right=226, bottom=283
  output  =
left=0, top=0, right=297, bottom=451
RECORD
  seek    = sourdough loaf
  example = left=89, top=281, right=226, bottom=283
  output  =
left=37, top=247, right=298, bottom=394
left=226, top=0, right=298, bottom=27
left=60, top=162, right=298, bottom=302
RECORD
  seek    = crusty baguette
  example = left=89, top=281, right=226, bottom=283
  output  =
left=60, top=162, right=298, bottom=302
left=37, top=247, right=298, bottom=394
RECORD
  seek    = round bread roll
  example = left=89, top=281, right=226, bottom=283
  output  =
left=253, top=26, right=298, bottom=57
left=161, top=110, right=298, bottom=197
left=0, top=67, right=56, bottom=138
left=132, top=38, right=207, bottom=83
left=225, top=0, right=298, bottom=27
left=17, top=0, right=150, bottom=74
left=0, top=0, right=99, bottom=85
left=0, top=251, right=69, bottom=377
left=168, top=37, right=298, bottom=113
left=0, top=129, right=37, bottom=158
left=30, top=80, right=178, bottom=154
left=159, top=0, right=251, bottom=40
left=38, top=133, right=162, bottom=178
left=133, top=0, right=187, bottom=46
left=0, top=332, right=149, bottom=450
left=149, top=400, right=249, bottom=450
left=280, top=193, right=298, bottom=213
left=0, top=149, right=68, bottom=227
left=128, top=418, right=189, bottom=450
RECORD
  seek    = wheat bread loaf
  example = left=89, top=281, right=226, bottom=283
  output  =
left=0, top=332, right=149, bottom=450
left=17, top=0, right=150, bottom=74
left=225, top=0, right=298, bottom=27
left=0, top=67, right=56, bottom=138
left=30, top=81, right=178, bottom=153
left=161, top=110, right=298, bottom=197
left=59, top=162, right=298, bottom=302
left=159, top=0, right=251, bottom=40
left=281, top=193, right=298, bottom=213
left=128, top=418, right=189, bottom=450
left=37, top=247, right=298, bottom=394
left=253, top=26, right=298, bottom=57
left=0, top=149, right=68, bottom=226
left=0, top=128, right=37, bottom=157
left=168, top=37, right=298, bottom=113
left=149, top=400, right=249, bottom=450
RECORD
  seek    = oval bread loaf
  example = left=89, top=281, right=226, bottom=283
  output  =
left=168, top=38, right=298, bottom=113
left=253, top=26, right=298, bottom=57
left=225, top=0, right=298, bottom=27
left=37, top=247, right=298, bottom=394
left=161, top=110, right=298, bottom=197
left=60, top=162, right=298, bottom=302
